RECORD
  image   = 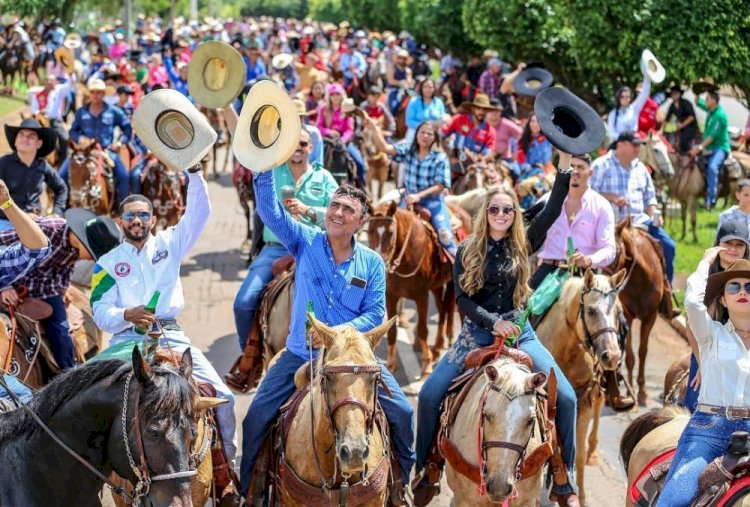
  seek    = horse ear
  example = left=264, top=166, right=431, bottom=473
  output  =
left=610, top=268, right=627, bottom=290
left=525, top=372, right=547, bottom=392
left=583, top=268, right=595, bottom=288
left=484, top=364, right=500, bottom=383
left=309, top=314, right=337, bottom=349
left=132, top=346, right=153, bottom=386
left=179, top=348, right=193, bottom=380
left=363, top=316, right=397, bottom=350
left=68, top=139, right=77, bottom=150
left=387, top=200, right=398, bottom=216
left=615, top=217, right=630, bottom=236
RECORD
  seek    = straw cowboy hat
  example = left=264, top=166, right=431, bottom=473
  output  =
left=84, top=79, right=116, bottom=96
left=292, top=99, right=314, bottom=117
left=133, top=89, right=217, bottom=170
left=534, top=87, right=606, bottom=154
left=63, top=33, right=82, bottom=50
left=513, top=66, right=553, bottom=97
left=464, top=93, right=500, bottom=111
left=188, top=40, right=246, bottom=109
left=272, top=53, right=293, bottom=70
left=704, top=259, right=750, bottom=307
left=640, top=49, right=666, bottom=84
left=4, top=118, right=57, bottom=158
left=54, top=47, right=76, bottom=74
left=232, top=80, right=301, bottom=173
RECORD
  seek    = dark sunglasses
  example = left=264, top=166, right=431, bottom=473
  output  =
left=725, top=281, right=750, bottom=295
left=299, top=141, right=309, bottom=148
left=487, top=205, right=515, bottom=216
left=122, top=210, right=152, bottom=222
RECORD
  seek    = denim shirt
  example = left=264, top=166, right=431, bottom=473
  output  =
left=253, top=170, right=385, bottom=360
left=70, top=103, right=132, bottom=147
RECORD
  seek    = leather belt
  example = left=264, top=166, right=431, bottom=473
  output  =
left=697, top=403, right=750, bottom=420
left=542, top=259, right=566, bottom=267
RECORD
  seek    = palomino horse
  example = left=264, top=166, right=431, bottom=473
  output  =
left=201, top=107, right=233, bottom=179
left=535, top=268, right=626, bottom=503
left=266, top=316, right=397, bottom=506
left=67, top=139, right=116, bottom=216
left=140, top=154, right=186, bottom=231
left=368, top=201, right=465, bottom=377
left=0, top=347, right=198, bottom=506
left=442, top=356, right=549, bottom=506
left=609, top=218, right=668, bottom=405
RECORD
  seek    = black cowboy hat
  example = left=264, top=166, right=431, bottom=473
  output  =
left=534, top=87, right=606, bottom=154
left=64, top=208, right=122, bottom=260
left=692, top=79, right=717, bottom=95
left=4, top=118, right=57, bottom=158
left=704, top=259, right=750, bottom=307
left=513, top=67, right=553, bottom=97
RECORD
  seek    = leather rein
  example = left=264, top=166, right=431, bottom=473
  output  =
left=0, top=369, right=197, bottom=505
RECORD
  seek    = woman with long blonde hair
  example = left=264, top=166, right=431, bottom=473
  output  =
left=413, top=153, right=581, bottom=506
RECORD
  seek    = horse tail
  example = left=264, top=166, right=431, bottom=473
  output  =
left=619, top=406, right=688, bottom=471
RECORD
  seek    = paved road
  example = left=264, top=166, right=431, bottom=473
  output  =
left=169, top=168, right=689, bottom=506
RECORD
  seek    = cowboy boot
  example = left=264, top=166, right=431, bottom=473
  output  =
left=410, top=471, right=439, bottom=507
left=388, top=478, right=413, bottom=507
left=602, top=369, right=636, bottom=412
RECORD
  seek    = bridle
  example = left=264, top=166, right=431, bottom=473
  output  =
left=475, top=367, right=538, bottom=499
left=367, top=213, right=428, bottom=277
left=69, top=143, right=107, bottom=209
left=0, top=369, right=197, bottom=505
left=142, top=158, right=185, bottom=220
left=579, top=286, right=620, bottom=355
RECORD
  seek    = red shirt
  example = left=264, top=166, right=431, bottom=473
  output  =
left=440, top=113, right=496, bottom=155
left=638, top=97, right=659, bottom=134
left=35, top=88, right=50, bottom=111
left=363, top=103, right=386, bottom=120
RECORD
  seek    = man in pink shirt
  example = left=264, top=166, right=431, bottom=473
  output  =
left=487, top=102, right=522, bottom=159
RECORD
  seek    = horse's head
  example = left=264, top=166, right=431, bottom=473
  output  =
left=109, top=347, right=198, bottom=507
left=311, top=315, right=396, bottom=474
left=480, top=357, right=546, bottom=503
left=641, top=132, right=675, bottom=179
left=566, top=269, right=626, bottom=371
left=68, top=139, right=98, bottom=187
left=367, top=201, right=402, bottom=263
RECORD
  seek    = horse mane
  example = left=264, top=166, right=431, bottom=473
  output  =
left=619, top=406, right=689, bottom=471
left=486, top=356, right=531, bottom=397
left=556, top=273, right=613, bottom=310
left=445, top=185, right=498, bottom=211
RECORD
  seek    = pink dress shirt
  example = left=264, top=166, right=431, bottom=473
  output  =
left=493, top=117, right=523, bottom=158
left=109, top=42, right=130, bottom=60
left=537, top=188, right=617, bottom=268
left=317, top=105, right=353, bottom=143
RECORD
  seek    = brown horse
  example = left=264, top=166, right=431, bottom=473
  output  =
left=233, top=161, right=255, bottom=257
left=393, top=94, right=411, bottom=140
left=266, top=316, right=396, bottom=507
left=66, top=139, right=116, bottom=216
left=367, top=201, right=465, bottom=377
left=663, top=352, right=690, bottom=407
left=357, top=119, right=391, bottom=200
left=535, top=269, right=626, bottom=503
left=140, top=154, right=185, bottom=231
left=201, top=107, right=233, bottom=179
left=608, top=218, right=668, bottom=405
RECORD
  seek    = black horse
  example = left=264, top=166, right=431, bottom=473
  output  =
left=0, top=347, right=198, bottom=506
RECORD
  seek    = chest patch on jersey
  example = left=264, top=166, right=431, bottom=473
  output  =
left=152, top=250, right=169, bottom=265
left=114, top=262, right=131, bottom=277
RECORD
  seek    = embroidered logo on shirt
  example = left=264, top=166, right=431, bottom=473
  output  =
left=152, top=250, right=169, bottom=264
left=114, top=262, right=131, bottom=277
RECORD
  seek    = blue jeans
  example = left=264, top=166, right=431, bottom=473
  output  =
left=683, top=354, right=699, bottom=413
left=233, top=243, right=290, bottom=349
left=239, top=349, right=416, bottom=495
left=59, top=150, right=130, bottom=206
left=658, top=412, right=750, bottom=506
left=704, top=150, right=728, bottom=207
left=42, top=295, right=76, bottom=369
left=347, top=143, right=366, bottom=183
left=407, top=195, right=457, bottom=256
left=647, top=220, right=676, bottom=284
left=129, top=159, right=145, bottom=195
left=415, top=321, right=578, bottom=483
left=0, top=373, right=33, bottom=404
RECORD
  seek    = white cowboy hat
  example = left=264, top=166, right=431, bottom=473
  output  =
left=84, top=79, right=116, bottom=96
left=63, top=33, right=82, bottom=49
left=640, top=49, right=666, bottom=84
left=271, top=53, right=293, bottom=70
left=133, top=89, right=217, bottom=170
left=232, top=80, right=301, bottom=173
left=188, top=41, right=246, bottom=109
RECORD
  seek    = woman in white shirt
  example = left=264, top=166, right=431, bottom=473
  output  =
left=606, top=77, right=651, bottom=142
left=658, top=252, right=750, bottom=506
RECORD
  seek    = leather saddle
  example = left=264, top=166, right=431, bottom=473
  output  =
left=410, top=204, right=461, bottom=264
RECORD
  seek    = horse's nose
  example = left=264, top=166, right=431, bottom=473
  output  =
left=601, top=350, right=621, bottom=369
left=486, top=477, right=513, bottom=499
left=339, top=443, right=368, bottom=466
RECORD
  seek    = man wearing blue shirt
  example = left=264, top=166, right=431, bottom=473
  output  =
left=338, top=44, right=367, bottom=88
left=58, top=79, right=132, bottom=206
left=239, top=168, right=415, bottom=505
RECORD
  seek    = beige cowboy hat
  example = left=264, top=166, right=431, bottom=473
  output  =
left=640, top=49, right=666, bottom=84
left=292, top=99, right=314, bottom=117
left=63, top=33, right=82, bottom=50
left=272, top=53, right=293, bottom=70
left=465, top=93, right=500, bottom=111
left=188, top=40, right=246, bottom=109
left=232, top=80, right=301, bottom=173
left=342, top=97, right=357, bottom=114
left=133, top=89, right=217, bottom=170
left=54, top=47, right=76, bottom=74
left=84, top=79, right=116, bottom=96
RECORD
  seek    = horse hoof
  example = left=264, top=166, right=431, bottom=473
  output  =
left=420, top=364, right=433, bottom=379
left=430, top=347, right=443, bottom=361
left=638, top=391, right=649, bottom=406
left=587, top=453, right=599, bottom=466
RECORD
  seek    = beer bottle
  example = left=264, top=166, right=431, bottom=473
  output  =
left=305, top=301, right=315, bottom=349
left=135, top=291, right=161, bottom=335
left=566, top=237, right=577, bottom=275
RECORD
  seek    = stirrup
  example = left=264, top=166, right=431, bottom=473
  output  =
left=410, top=472, right=439, bottom=507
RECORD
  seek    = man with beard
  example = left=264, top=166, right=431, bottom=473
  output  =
left=440, top=93, right=498, bottom=166
left=90, top=165, right=238, bottom=461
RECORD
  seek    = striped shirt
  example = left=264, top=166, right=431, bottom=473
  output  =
left=0, top=242, right=50, bottom=289
left=590, top=151, right=657, bottom=223
left=253, top=170, right=386, bottom=360
left=0, top=217, right=77, bottom=297
left=391, top=142, right=451, bottom=195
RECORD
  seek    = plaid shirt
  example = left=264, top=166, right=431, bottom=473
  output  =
left=478, top=69, right=500, bottom=98
left=0, top=242, right=51, bottom=289
left=590, top=151, right=657, bottom=223
left=391, top=142, right=451, bottom=195
left=0, top=217, right=79, bottom=297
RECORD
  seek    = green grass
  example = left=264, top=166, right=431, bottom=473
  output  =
left=665, top=206, right=722, bottom=276
left=0, top=95, right=26, bottom=118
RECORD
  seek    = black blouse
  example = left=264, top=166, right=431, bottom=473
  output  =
left=453, top=171, right=571, bottom=332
